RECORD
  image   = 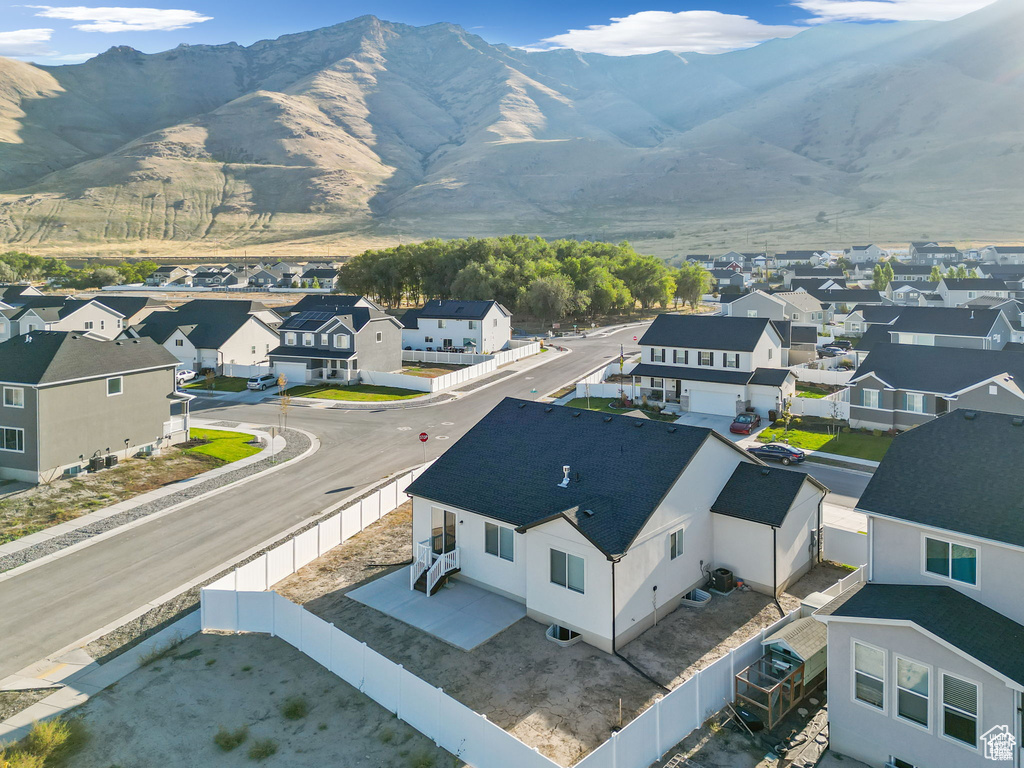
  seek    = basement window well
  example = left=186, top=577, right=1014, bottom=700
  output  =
left=546, top=624, right=582, bottom=647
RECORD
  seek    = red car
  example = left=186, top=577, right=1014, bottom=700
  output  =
left=730, top=412, right=762, bottom=434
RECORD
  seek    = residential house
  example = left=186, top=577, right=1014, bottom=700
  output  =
left=633, top=314, right=795, bottom=417
left=980, top=245, right=1024, bottom=265
left=286, top=294, right=384, bottom=315
left=816, top=410, right=1024, bottom=768
left=0, top=284, right=44, bottom=306
left=806, top=288, right=883, bottom=317
left=710, top=269, right=746, bottom=292
left=191, top=268, right=232, bottom=287
left=885, top=281, right=938, bottom=306
left=123, top=299, right=281, bottom=373
left=404, top=398, right=826, bottom=652
left=89, top=296, right=171, bottom=326
left=775, top=250, right=831, bottom=267
left=845, top=245, right=887, bottom=264
left=789, top=325, right=819, bottom=366
left=144, top=265, right=192, bottom=286
left=847, top=343, right=1024, bottom=430
left=724, top=290, right=826, bottom=326
left=889, top=263, right=939, bottom=282
left=908, top=242, right=962, bottom=265
left=0, top=332, right=188, bottom=483
left=937, top=278, right=1011, bottom=308
left=789, top=277, right=848, bottom=293
left=269, top=306, right=403, bottom=385
left=781, top=266, right=846, bottom=289
left=298, top=268, right=338, bottom=290
left=248, top=266, right=285, bottom=288
left=884, top=307, right=1013, bottom=350
left=843, top=305, right=905, bottom=337
left=685, top=255, right=714, bottom=269
left=8, top=297, right=125, bottom=340
left=401, top=300, right=512, bottom=354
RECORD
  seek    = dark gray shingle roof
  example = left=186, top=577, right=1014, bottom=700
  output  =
left=640, top=315, right=775, bottom=352
left=417, top=300, right=510, bottom=320
left=405, top=398, right=725, bottom=557
left=888, top=307, right=1003, bottom=337
left=941, top=278, right=1010, bottom=291
left=712, top=463, right=815, bottom=526
left=0, top=331, right=178, bottom=385
left=852, top=343, right=1024, bottom=394
left=858, top=410, right=1024, bottom=548
left=818, top=583, right=1024, bottom=686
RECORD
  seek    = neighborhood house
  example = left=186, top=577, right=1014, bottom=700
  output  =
left=401, top=300, right=511, bottom=354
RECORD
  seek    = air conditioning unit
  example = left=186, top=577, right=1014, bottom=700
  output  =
left=88, top=456, right=105, bottom=472
left=104, top=454, right=118, bottom=469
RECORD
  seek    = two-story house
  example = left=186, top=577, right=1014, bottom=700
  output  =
left=884, top=307, right=1013, bottom=350
left=269, top=306, right=403, bottom=385
left=723, top=289, right=826, bottom=326
left=816, top=410, right=1024, bottom=768
left=937, top=278, right=1011, bottom=308
left=710, top=269, right=747, bottom=292
left=144, top=265, right=192, bottom=286
left=980, top=245, right=1024, bottom=265
left=401, top=300, right=511, bottom=354
left=89, top=296, right=172, bottom=326
left=404, top=398, right=827, bottom=652
left=298, top=268, right=338, bottom=290
left=0, top=332, right=187, bottom=483
left=888, top=263, right=938, bottom=282
left=284, top=294, right=383, bottom=316
left=781, top=266, right=846, bottom=289
left=633, top=314, right=795, bottom=417
left=843, top=305, right=905, bottom=337
left=885, top=281, right=938, bottom=306
left=0, top=284, right=44, bottom=306
left=8, top=297, right=125, bottom=340
left=845, top=245, right=887, bottom=264
left=847, top=343, right=1024, bottom=431
left=908, top=242, right=963, bottom=265
left=805, top=288, right=883, bottom=317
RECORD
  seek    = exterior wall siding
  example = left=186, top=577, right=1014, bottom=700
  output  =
left=0, top=384, right=40, bottom=479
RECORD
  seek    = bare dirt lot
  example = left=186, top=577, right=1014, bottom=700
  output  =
left=274, top=508, right=851, bottom=766
left=66, top=632, right=463, bottom=768
left=0, top=447, right=221, bottom=544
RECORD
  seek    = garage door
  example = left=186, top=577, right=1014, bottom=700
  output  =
left=273, top=361, right=309, bottom=388
left=688, top=390, right=740, bottom=416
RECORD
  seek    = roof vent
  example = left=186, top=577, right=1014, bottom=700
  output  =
left=667, top=427, right=677, bottom=433
left=558, top=465, right=571, bottom=488
left=572, top=412, right=581, bottom=418
left=115, top=341, right=122, bottom=346
left=545, top=407, right=553, bottom=413
left=634, top=421, right=643, bottom=428
left=518, top=402, right=527, bottom=408
left=963, top=410, right=977, bottom=420
left=761, top=468, right=771, bottom=476
left=1013, top=417, right=1024, bottom=427
left=583, top=509, right=594, bottom=517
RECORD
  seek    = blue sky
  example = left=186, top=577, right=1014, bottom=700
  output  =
left=1, top=0, right=1000, bottom=63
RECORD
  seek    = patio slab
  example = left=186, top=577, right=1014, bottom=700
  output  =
left=347, top=569, right=526, bottom=651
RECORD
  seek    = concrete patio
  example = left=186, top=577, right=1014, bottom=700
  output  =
left=347, top=569, right=526, bottom=651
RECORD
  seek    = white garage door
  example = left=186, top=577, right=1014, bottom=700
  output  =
left=273, top=361, right=309, bottom=388
left=688, top=390, right=740, bottom=416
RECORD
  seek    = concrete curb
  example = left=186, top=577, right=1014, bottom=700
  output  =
left=0, top=423, right=320, bottom=584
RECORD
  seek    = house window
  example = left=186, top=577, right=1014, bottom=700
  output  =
left=905, top=393, right=925, bottom=413
left=320, top=334, right=329, bottom=346
left=285, top=332, right=296, bottom=346
left=100, top=320, right=105, bottom=330
left=767, top=348, right=773, bottom=361
left=376, top=332, right=383, bottom=343
left=334, top=335, right=350, bottom=349
left=673, top=349, right=688, bottom=364
left=669, top=529, right=684, bottom=559
left=251, top=346, right=256, bottom=354
left=484, top=522, right=514, bottom=562
left=550, top=549, right=584, bottom=594
left=106, top=376, right=123, bottom=396
left=651, top=378, right=664, bottom=390
left=493, top=318, right=498, bottom=327
left=925, top=537, right=977, bottom=585
left=853, top=642, right=885, bottom=710
left=862, top=389, right=880, bottom=408
left=438, top=319, right=447, bottom=329
left=651, top=348, right=666, bottom=363
left=84, top=321, right=94, bottom=329
left=698, top=351, right=713, bottom=366
left=746, top=310, right=758, bottom=318
left=724, top=353, right=740, bottom=369
left=0, top=426, right=24, bottom=453
left=989, top=385, right=998, bottom=395
left=942, top=674, right=978, bottom=747
left=302, top=334, right=314, bottom=346
left=424, top=336, right=433, bottom=343
left=468, top=320, right=478, bottom=330
left=175, top=338, right=184, bottom=347
left=896, top=657, right=929, bottom=728
left=3, top=387, right=24, bottom=409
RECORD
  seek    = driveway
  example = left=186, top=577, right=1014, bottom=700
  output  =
left=671, top=411, right=752, bottom=442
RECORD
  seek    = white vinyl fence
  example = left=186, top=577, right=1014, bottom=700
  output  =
left=790, top=362, right=854, bottom=386
left=404, top=350, right=493, bottom=366
left=823, top=526, right=868, bottom=567
left=222, top=362, right=271, bottom=378
left=790, top=391, right=851, bottom=419
left=202, top=458, right=867, bottom=768
left=364, top=342, right=542, bottom=393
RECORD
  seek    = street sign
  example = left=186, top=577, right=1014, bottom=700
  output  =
left=419, top=432, right=428, bottom=443
left=633, top=335, right=637, bottom=342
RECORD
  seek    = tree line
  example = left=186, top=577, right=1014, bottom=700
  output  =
left=336, top=236, right=712, bottom=321
left=0, top=251, right=159, bottom=288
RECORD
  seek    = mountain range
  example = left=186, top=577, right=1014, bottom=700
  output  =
left=1, top=0, right=1023, bottom=257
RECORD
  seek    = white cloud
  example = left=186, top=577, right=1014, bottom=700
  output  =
left=527, top=10, right=803, bottom=56
left=47, top=51, right=99, bottom=61
left=30, top=5, right=212, bottom=33
left=792, top=0, right=998, bottom=23
left=0, top=28, right=54, bottom=56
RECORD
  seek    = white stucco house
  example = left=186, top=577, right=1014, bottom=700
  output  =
left=401, top=300, right=511, bottom=354
left=632, top=314, right=796, bottom=418
left=8, top=298, right=125, bottom=340
left=404, top=398, right=827, bottom=653
left=816, top=410, right=1024, bottom=768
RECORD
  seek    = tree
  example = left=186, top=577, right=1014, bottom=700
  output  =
left=871, top=265, right=886, bottom=290
left=929, top=265, right=943, bottom=282
left=311, top=277, right=321, bottom=289
left=883, top=262, right=894, bottom=286
left=674, top=263, right=712, bottom=310
left=524, top=274, right=576, bottom=322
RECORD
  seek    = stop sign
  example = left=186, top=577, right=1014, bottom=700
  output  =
left=419, top=432, right=428, bottom=443
left=633, top=335, right=638, bottom=342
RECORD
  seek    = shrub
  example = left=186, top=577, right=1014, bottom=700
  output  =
left=213, top=726, right=249, bottom=752
left=137, top=635, right=186, bottom=667
left=0, top=749, right=45, bottom=768
left=281, top=696, right=308, bottom=720
left=24, top=718, right=71, bottom=758
left=871, top=429, right=882, bottom=437
left=248, top=739, right=278, bottom=761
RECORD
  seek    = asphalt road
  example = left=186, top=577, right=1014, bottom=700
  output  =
left=0, top=325, right=870, bottom=678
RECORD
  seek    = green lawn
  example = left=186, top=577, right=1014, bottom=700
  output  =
left=187, top=428, right=261, bottom=462
left=285, top=384, right=425, bottom=401
left=758, top=427, right=892, bottom=462
left=564, top=397, right=679, bottom=422
left=796, top=390, right=826, bottom=399
left=184, top=376, right=250, bottom=392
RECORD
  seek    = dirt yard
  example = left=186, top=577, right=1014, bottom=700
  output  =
left=0, top=447, right=222, bottom=544
left=65, top=633, right=463, bottom=768
left=274, top=508, right=851, bottom=767
left=401, top=363, right=469, bottom=378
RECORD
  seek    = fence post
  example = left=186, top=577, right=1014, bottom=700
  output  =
left=360, top=641, right=367, bottom=691
left=654, top=695, right=663, bottom=759
left=270, top=592, right=277, bottom=638
left=611, top=730, right=619, bottom=768
left=435, top=687, right=443, bottom=747
left=329, top=623, right=335, bottom=671
left=397, top=664, right=403, bottom=720
left=234, top=591, right=240, bottom=634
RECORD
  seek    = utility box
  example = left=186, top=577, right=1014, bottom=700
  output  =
left=104, top=454, right=118, bottom=469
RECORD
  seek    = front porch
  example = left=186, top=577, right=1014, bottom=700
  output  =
left=311, top=357, right=357, bottom=382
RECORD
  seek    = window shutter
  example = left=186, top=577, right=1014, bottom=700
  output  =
left=943, top=676, right=977, bottom=714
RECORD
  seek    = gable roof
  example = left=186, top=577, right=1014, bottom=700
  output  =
left=91, top=296, right=168, bottom=319
left=289, top=294, right=382, bottom=313
left=889, top=263, right=937, bottom=275
left=405, top=398, right=740, bottom=558
left=762, top=616, right=827, bottom=661
left=858, top=410, right=1024, bottom=548
left=299, top=268, right=338, bottom=279
left=0, top=285, right=43, bottom=305
left=817, top=583, right=1024, bottom=687
left=712, top=464, right=820, bottom=527
left=0, top=331, right=178, bottom=385
left=770, top=291, right=825, bottom=313
left=888, top=281, right=937, bottom=292
left=787, top=266, right=844, bottom=276
left=416, top=300, right=511, bottom=320
left=854, top=323, right=893, bottom=353
left=941, top=278, right=1010, bottom=291
left=630, top=363, right=792, bottom=388
left=11, top=297, right=121, bottom=323
left=640, top=314, right=776, bottom=352
left=850, top=304, right=903, bottom=323
left=807, top=288, right=882, bottom=305
left=129, top=299, right=277, bottom=348
left=279, top=307, right=395, bottom=333
left=851, top=343, right=1024, bottom=395
left=886, top=307, right=1004, bottom=337
left=789, top=277, right=848, bottom=292
left=790, top=326, right=819, bottom=345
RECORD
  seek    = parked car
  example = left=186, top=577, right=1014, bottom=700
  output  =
left=746, top=443, right=806, bottom=465
left=829, top=339, right=853, bottom=350
left=818, top=346, right=846, bottom=358
left=247, top=373, right=277, bottom=391
left=730, top=412, right=762, bottom=435
left=175, top=368, right=196, bottom=384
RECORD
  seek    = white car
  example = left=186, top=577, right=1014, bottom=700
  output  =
left=247, top=373, right=277, bottom=391
left=175, top=368, right=197, bottom=385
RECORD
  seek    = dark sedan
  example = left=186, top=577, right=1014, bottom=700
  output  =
left=746, top=443, right=807, bottom=465
left=730, top=412, right=762, bottom=435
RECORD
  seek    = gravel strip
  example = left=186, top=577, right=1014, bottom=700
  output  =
left=0, top=428, right=311, bottom=574
left=0, top=688, right=54, bottom=721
